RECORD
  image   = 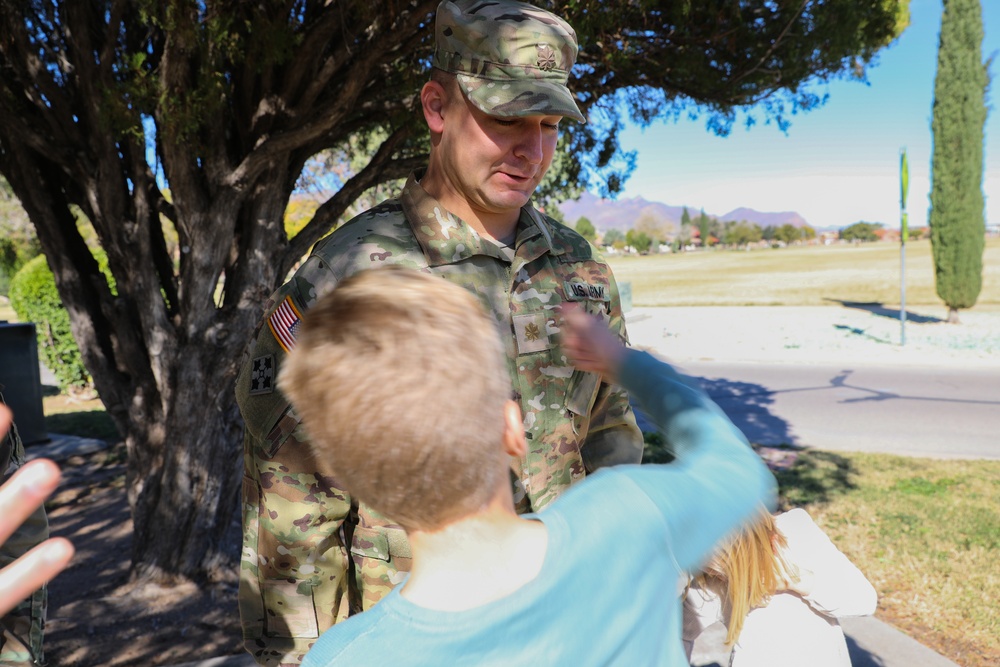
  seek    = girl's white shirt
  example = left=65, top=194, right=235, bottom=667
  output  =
left=683, top=508, right=877, bottom=667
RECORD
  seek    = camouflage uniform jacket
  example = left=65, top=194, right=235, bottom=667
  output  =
left=235, top=171, right=642, bottom=666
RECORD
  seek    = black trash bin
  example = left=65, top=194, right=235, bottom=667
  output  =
left=0, top=322, right=48, bottom=445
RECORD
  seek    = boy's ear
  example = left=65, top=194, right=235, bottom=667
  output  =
left=501, top=400, right=526, bottom=457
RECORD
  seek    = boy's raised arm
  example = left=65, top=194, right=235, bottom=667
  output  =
left=560, top=306, right=776, bottom=572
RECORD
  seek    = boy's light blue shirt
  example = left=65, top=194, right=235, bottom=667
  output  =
left=302, top=350, right=776, bottom=666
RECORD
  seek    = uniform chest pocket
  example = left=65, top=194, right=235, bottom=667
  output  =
left=512, top=312, right=555, bottom=355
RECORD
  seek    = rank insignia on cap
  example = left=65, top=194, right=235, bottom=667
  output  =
left=564, top=281, right=610, bottom=302
left=267, top=296, right=302, bottom=353
left=536, top=44, right=556, bottom=71
left=249, top=355, right=275, bottom=395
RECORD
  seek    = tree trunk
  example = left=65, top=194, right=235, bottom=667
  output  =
left=947, top=307, right=961, bottom=324
left=0, top=131, right=284, bottom=585
left=127, top=356, right=244, bottom=582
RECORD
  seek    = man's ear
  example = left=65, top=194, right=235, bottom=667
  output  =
left=501, top=399, right=527, bottom=458
left=421, top=80, right=447, bottom=135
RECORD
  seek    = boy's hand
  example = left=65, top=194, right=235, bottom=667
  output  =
left=559, top=304, right=627, bottom=381
left=0, top=406, right=74, bottom=617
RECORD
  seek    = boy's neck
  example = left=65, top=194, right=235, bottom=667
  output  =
left=400, top=493, right=549, bottom=612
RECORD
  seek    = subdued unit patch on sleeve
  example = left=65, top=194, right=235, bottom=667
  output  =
left=564, top=280, right=610, bottom=302
left=248, top=354, right=275, bottom=395
left=267, top=295, right=302, bottom=353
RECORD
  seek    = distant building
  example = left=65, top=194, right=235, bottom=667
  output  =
left=818, top=231, right=838, bottom=245
left=875, top=228, right=900, bottom=243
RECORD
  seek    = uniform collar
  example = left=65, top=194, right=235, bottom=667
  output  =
left=401, top=170, right=563, bottom=267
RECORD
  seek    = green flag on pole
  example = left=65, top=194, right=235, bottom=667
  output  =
left=899, top=147, right=908, bottom=346
left=900, top=149, right=909, bottom=243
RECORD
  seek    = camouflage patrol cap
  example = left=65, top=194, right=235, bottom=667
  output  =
left=432, top=0, right=586, bottom=123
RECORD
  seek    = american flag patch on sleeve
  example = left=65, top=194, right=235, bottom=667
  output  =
left=267, top=295, right=302, bottom=353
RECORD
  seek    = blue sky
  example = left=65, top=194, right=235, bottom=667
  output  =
left=615, top=0, right=1000, bottom=230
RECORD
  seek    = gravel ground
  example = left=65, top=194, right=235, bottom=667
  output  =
left=625, top=304, right=1000, bottom=368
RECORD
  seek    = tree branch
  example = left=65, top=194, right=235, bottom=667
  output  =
left=281, top=123, right=418, bottom=275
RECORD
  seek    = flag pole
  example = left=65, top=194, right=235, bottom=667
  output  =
left=900, top=148, right=909, bottom=346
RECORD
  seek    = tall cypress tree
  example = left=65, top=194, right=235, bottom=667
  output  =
left=929, top=0, right=989, bottom=323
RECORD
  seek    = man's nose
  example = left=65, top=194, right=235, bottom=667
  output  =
left=513, top=124, right=543, bottom=164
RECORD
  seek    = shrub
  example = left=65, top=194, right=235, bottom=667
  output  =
left=0, top=232, right=41, bottom=297
left=8, top=255, right=91, bottom=391
left=0, top=238, right=17, bottom=295
left=839, top=221, right=882, bottom=243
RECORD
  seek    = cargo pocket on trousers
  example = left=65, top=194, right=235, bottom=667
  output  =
left=262, top=579, right=319, bottom=639
left=350, top=525, right=412, bottom=610
left=350, top=526, right=412, bottom=561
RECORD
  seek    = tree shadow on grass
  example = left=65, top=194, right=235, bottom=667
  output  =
left=44, top=409, right=120, bottom=442
left=773, top=449, right=859, bottom=511
left=824, top=298, right=944, bottom=324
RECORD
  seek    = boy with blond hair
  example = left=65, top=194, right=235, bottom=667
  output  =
left=281, top=267, right=775, bottom=666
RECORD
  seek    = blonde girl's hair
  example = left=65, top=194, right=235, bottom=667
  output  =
left=697, top=506, right=792, bottom=645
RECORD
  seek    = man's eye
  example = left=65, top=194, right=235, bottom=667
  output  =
left=495, top=118, right=518, bottom=127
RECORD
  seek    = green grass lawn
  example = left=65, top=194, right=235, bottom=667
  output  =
left=774, top=449, right=1000, bottom=667
left=43, top=394, right=120, bottom=441
left=608, top=237, right=1000, bottom=307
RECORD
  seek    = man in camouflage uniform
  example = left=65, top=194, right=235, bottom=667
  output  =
left=0, top=389, right=49, bottom=667
left=235, top=1, right=643, bottom=664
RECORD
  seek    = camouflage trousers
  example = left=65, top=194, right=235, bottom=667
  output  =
left=0, top=502, right=48, bottom=666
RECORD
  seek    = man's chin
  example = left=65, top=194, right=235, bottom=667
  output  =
left=485, top=188, right=534, bottom=212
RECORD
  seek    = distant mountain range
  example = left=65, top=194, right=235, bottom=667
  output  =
left=556, top=192, right=814, bottom=234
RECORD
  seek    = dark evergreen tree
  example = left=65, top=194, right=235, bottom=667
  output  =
left=697, top=209, right=713, bottom=247
left=929, top=0, right=989, bottom=323
left=840, top=221, right=883, bottom=242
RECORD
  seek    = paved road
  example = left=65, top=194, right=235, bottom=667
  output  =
left=666, top=360, right=1000, bottom=459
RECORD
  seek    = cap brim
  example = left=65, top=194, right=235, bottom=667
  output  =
left=458, top=76, right=586, bottom=124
